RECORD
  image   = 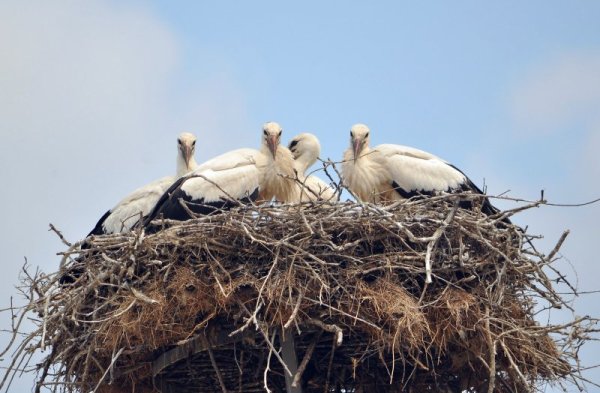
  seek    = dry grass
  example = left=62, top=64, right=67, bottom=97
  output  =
left=1, top=193, right=597, bottom=393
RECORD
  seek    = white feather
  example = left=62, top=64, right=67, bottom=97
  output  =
left=288, top=133, right=336, bottom=202
left=166, top=129, right=298, bottom=209
left=193, top=148, right=260, bottom=173
left=101, top=176, right=175, bottom=234
left=180, top=164, right=260, bottom=203
left=374, top=144, right=466, bottom=193
left=90, top=133, right=198, bottom=235
left=342, top=125, right=469, bottom=203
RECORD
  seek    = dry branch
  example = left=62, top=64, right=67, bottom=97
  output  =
left=1, top=193, right=598, bottom=393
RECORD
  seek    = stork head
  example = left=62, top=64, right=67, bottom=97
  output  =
left=262, top=121, right=283, bottom=159
left=177, top=132, right=197, bottom=170
left=349, top=124, right=370, bottom=161
left=288, top=133, right=321, bottom=171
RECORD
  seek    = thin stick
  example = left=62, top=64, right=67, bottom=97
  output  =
left=90, top=347, right=124, bottom=393
left=292, top=331, right=322, bottom=388
left=323, top=335, right=337, bottom=393
left=485, top=306, right=497, bottom=393
left=547, top=230, right=570, bottom=261
left=424, top=204, right=458, bottom=284
left=203, top=335, right=229, bottom=393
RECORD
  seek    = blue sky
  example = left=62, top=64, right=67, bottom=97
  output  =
left=1, top=1, right=599, bottom=391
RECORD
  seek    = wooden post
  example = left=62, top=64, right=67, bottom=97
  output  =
left=280, top=329, right=302, bottom=393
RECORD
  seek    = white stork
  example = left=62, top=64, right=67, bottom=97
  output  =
left=87, top=132, right=199, bottom=236
left=342, top=124, right=504, bottom=217
left=288, top=133, right=336, bottom=202
left=143, top=122, right=297, bottom=226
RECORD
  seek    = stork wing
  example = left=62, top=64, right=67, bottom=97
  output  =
left=375, top=145, right=506, bottom=221
left=180, top=165, right=260, bottom=203
left=374, top=144, right=467, bottom=197
left=88, top=176, right=175, bottom=235
left=143, top=153, right=261, bottom=226
left=376, top=144, right=447, bottom=162
left=193, top=148, right=260, bottom=172
left=87, top=209, right=112, bottom=236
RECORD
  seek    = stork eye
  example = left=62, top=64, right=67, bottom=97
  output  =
left=350, top=131, right=353, bottom=137
left=365, top=133, right=369, bottom=138
left=178, top=140, right=182, bottom=145
left=192, top=141, right=196, bottom=146
left=278, top=131, right=282, bottom=137
left=263, top=130, right=267, bottom=136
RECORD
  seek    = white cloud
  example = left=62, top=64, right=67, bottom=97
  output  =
left=506, top=50, right=600, bottom=199
left=162, top=70, right=256, bottom=158
left=510, top=52, right=600, bottom=134
left=506, top=53, right=600, bottom=388
left=0, top=1, right=181, bottom=389
left=0, top=0, right=179, bottom=221
left=0, top=0, right=186, bottom=270
left=0, top=1, right=178, bottom=135
left=0, top=0, right=255, bottom=246
left=0, top=2, right=253, bottom=390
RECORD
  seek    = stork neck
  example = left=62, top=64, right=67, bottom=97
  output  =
left=294, top=152, right=318, bottom=174
left=176, top=154, right=198, bottom=177
left=356, top=145, right=371, bottom=162
left=260, top=144, right=275, bottom=161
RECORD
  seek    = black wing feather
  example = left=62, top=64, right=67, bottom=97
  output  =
left=87, top=209, right=112, bottom=237
left=392, top=163, right=510, bottom=224
left=142, top=175, right=260, bottom=233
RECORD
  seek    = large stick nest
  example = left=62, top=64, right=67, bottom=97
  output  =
left=3, top=194, right=597, bottom=392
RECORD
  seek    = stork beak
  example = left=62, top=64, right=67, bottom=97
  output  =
left=182, top=145, right=193, bottom=169
left=353, top=138, right=362, bottom=162
left=267, top=135, right=278, bottom=158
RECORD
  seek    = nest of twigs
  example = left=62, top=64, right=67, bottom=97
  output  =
left=2, top=194, right=597, bottom=393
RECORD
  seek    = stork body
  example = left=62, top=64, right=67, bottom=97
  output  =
left=342, top=124, right=502, bottom=217
left=288, top=133, right=336, bottom=202
left=88, top=132, right=198, bottom=236
left=143, top=122, right=297, bottom=226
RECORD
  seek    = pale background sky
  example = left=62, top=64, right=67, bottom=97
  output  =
left=1, top=1, right=599, bottom=391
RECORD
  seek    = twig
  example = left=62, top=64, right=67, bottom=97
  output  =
left=547, top=230, right=570, bottom=262
left=292, top=331, right=322, bottom=388
left=49, top=223, right=72, bottom=247
left=284, top=290, right=304, bottom=330
left=485, top=306, right=497, bottom=393
left=4, top=196, right=598, bottom=392
left=308, top=319, right=343, bottom=346
left=323, top=335, right=337, bottom=393
left=203, top=335, right=229, bottom=393
left=263, top=331, right=276, bottom=393
left=90, top=347, right=124, bottom=393
left=424, top=203, right=458, bottom=284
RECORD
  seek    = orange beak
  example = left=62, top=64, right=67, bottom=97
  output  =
left=181, top=145, right=193, bottom=169
left=353, top=138, right=362, bottom=162
left=267, top=135, right=278, bottom=158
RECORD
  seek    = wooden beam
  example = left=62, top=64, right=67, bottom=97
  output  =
left=151, top=325, right=250, bottom=377
left=280, top=329, right=302, bottom=393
